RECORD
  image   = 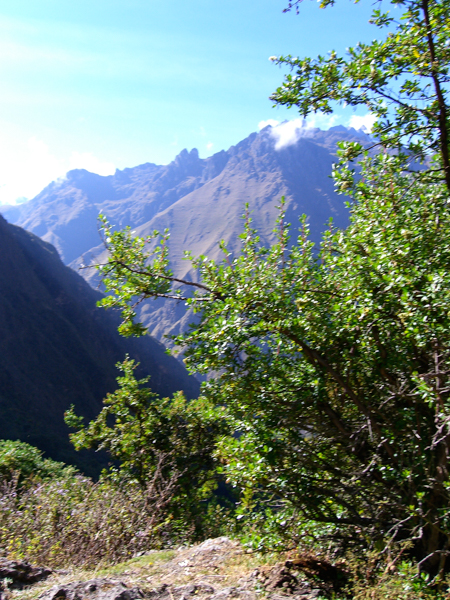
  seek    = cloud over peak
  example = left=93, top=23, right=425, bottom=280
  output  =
left=259, top=113, right=375, bottom=150
left=258, top=117, right=334, bottom=150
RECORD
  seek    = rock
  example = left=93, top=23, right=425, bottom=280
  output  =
left=39, top=578, right=144, bottom=600
left=250, top=563, right=330, bottom=599
left=0, top=558, right=52, bottom=588
left=174, top=584, right=215, bottom=596
left=285, top=555, right=348, bottom=594
left=191, top=538, right=236, bottom=555
left=261, top=566, right=299, bottom=592
left=207, top=588, right=236, bottom=599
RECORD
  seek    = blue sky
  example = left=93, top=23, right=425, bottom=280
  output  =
left=0, top=0, right=381, bottom=204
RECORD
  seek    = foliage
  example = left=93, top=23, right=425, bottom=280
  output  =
left=0, top=439, right=77, bottom=485
left=348, top=565, right=440, bottom=600
left=274, top=0, right=450, bottom=191
left=96, top=154, right=450, bottom=577
left=338, top=549, right=449, bottom=599
left=91, top=0, right=450, bottom=583
left=65, top=357, right=230, bottom=536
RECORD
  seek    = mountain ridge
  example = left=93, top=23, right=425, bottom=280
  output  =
left=1, top=124, right=370, bottom=346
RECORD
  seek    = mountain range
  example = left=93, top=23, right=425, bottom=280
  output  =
left=1, top=124, right=369, bottom=346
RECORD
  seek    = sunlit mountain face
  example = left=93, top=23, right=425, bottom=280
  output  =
left=1, top=125, right=370, bottom=346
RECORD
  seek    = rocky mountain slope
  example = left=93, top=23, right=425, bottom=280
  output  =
left=0, top=215, right=199, bottom=473
left=1, top=125, right=369, bottom=346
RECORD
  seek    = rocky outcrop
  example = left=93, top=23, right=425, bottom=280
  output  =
left=37, top=572, right=323, bottom=600
left=0, top=558, right=51, bottom=589
left=39, top=579, right=145, bottom=600
left=1, top=538, right=343, bottom=600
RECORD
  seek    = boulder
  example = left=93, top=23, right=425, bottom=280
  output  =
left=0, top=558, right=51, bottom=589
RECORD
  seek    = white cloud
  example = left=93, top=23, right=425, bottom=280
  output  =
left=206, top=142, right=214, bottom=151
left=261, top=114, right=341, bottom=150
left=258, top=119, right=280, bottom=130
left=270, top=119, right=307, bottom=149
left=348, top=113, right=377, bottom=132
left=0, top=137, right=115, bottom=206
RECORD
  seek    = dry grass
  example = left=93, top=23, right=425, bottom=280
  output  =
left=0, top=466, right=191, bottom=570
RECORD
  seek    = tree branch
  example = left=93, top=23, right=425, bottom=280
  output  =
left=421, top=0, right=450, bottom=191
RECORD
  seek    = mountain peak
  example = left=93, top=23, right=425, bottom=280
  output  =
left=174, top=147, right=199, bottom=162
left=329, top=124, right=349, bottom=133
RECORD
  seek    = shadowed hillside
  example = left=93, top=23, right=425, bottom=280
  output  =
left=0, top=215, right=199, bottom=474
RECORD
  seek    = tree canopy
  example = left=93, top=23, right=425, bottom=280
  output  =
left=275, top=0, right=450, bottom=191
left=81, top=0, right=450, bottom=581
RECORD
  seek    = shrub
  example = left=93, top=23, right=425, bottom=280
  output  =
left=65, top=357, right=231, bottom=540
left=0, top=458, right=208, bottom=568
left=0, top=439, right=77, bottom=484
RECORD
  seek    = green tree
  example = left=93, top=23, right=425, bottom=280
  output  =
left=92, top=0, right=450, bottom=579
left=65, top=357, right=229, bottom=537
